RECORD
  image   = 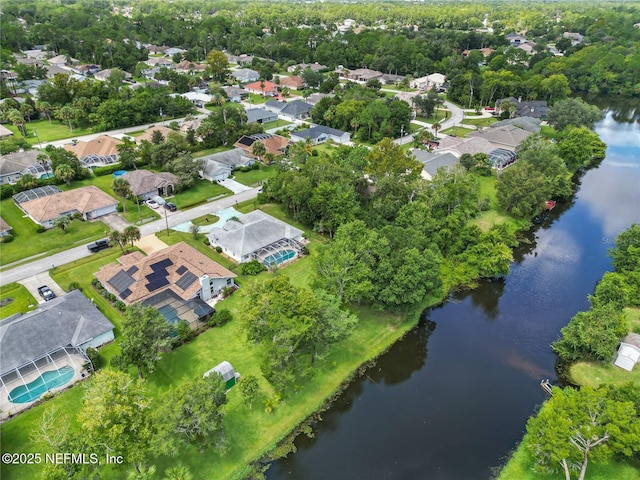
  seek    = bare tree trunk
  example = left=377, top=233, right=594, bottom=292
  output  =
left=560, top=459, right=572, bottom=480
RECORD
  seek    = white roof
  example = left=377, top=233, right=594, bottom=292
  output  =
left=614, top=344, right=640, bottom=371
left=203, top=360, right=237, bottom=381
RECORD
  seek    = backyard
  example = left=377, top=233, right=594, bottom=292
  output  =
left=233, top=165, right=277, bottom=187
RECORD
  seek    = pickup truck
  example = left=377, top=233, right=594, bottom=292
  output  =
left=87, top=239, right=110, bottom=253
left=37, top=285, right=56, bottom=301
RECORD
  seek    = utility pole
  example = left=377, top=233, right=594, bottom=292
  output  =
left=164, top=206, right=170, bottom=236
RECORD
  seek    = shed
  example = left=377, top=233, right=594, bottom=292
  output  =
left=203, top=361, right=240, bottom=389
left=613, top=333, right=640, bottom=372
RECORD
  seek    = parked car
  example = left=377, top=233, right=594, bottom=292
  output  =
left=164, top=202, right=177, bottom=212
left=87, top=238, right=110, bottom=253
left=37, top=285, right=56, bottom=301
left=146, top=199, right=159, bottom=209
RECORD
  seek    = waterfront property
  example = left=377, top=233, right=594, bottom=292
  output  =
left=207, top=210, right=305, bottom=264
left=0, top=290, right=115, bottom=418
left=95, top=241, right=236, bottom=307
left=411, top=149, right=460, bottom=180
left=13, top=185, right=118, bottom=229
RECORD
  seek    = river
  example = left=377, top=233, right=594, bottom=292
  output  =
left=267, top=101, right=640, bottom=479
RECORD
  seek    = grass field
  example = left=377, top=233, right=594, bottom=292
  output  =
left=440, top=126, right=475, bottom=138
left=233, top=165, right=277, bottom=186
left=4, top=119, right=93, bottom=145
left=0, top=198, right=109, bottom=267
left=262, top=119, right=292, bottom=129
left=0, top=283, right=37, bottom=319
left=462, top=116, right=497, bottom=128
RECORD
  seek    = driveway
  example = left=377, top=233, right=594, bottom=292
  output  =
left=218, top=178, right=252, bottom=194
left=100, top=213, right=130, bottom=232
left=19, top=272, right=65, bottom=304
left=135, top=235, right=169, bottom=255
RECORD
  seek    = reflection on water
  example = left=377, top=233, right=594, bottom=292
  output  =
left=267, top=109, right=640, bottom=480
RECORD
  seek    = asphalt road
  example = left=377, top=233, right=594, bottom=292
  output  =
left=0, top=187, right=259, bottom=287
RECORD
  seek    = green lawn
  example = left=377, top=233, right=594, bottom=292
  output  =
left=0, top=198, right=109, bottom=267
left=246, top=93, right=269, bottom=104
left=5, top=119, right=93, bottom=144
left=440, top=126, right=475, bottom=138
left=462, top=116, right=497, bottom=128
left=193, top=146, right=235, bottom=158
left=416, top=109, right=449, bottom=124
left=233, top=165, right=277, bottom=186
left=262, top=119, right=292, bottom=129
left=0, top=283, right=37, bottom=319
left=540, top=125, right=559, bottom=139
left=170, top=180, right=232, bottom=209
left=156, top=229, right=239, bottom=272
left=471, top=175, right=530, bottom=232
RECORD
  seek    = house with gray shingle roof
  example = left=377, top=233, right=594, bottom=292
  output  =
left=0, top=217, right=12, bottom=237
left=246, top=108, right=278, bottom=124
left=232, top=68, right=260, bottom=83
left=265, top=99, right=313, bottom=121
left=436, top=136, right=495, bottom=157
left=0, top=150, right=40, bottom=185
left=199, top=149, right=254, bottom=182
left=411, top=149, right=460, bottom=180
left=491, top=116, right=541, bottom=133
left=121, top=170, right=179, bottom=199
left=467, top=125, right=532, bottom=152
left=290, top=125, right=351, bottom=145
left=207, top=210, right=305, bottom=264
left=0, top=290, right=115, bottom=416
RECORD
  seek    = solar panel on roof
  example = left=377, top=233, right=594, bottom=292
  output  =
left=238, top=137, right=254, bottom=147
left=175, top=265, right=188, bottom=275
left=120, top=288, right=132, bottom=299
left=107, top=271, right=135, bottom=294
left=175, top=271, right=198, bottom=291
left=150, top=258, right=173, bottom=271
left=145, top=277, right=170, bottom=292
left=127, top=266, right=139, bottom=275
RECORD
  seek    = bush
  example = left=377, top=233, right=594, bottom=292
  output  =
left=301, top=245, right=309, bottom=256
left=92, top=164, right=124, bottom=177
left=85, top=347, right=101, bottom=370
left=203, top=238, right=210, bottom=246
left=222, top=286, right=234, bottom=298
left=68, top=282, right=82, bottom=291
left=114, top=300, right=126, bottom=312
left=175, top=320, right=194, bottom=343
left=241, top=259, right=267, bottom=275
left=0, top=234, right=13, bottom=243
left=208, top=309, right=233, bottom=327
left=215, top=246, right=222, bottom=253
left=35, top=225, right=45, bottom=233
left=91, top=278, right=102, bottom=288
left=0, top=184, right=15, bottom=200
left=116, top=204, right=124, bottom=213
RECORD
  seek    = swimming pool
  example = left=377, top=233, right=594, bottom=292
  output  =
left=8, top=366, right=75, bottom=404
left=113, top=170, right=127, bottom=177
left=263, top=249, right=296, bottom=266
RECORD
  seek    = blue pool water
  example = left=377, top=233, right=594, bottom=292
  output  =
left=263, top=249, right=296, bottom=266
left=113, top=170, right=127, bottom=177
left=8, top=366, right=75, bottom=404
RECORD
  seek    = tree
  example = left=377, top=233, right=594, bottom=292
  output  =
left=206, top=50, right=231, bottom=83
left=166, top=152, right=197, bottom=190
left=413, top=90, right=443, bottom=118
left=113, top=304, right=173, bottom=379
left=77, top=370, right=154, bottom=475
left=155, top=374, right=228, bottom=455
left=117, top=137, right=139, bottom=169
left=557, top=126, right=607, bottom=169
left=124, top=225, right=141, bottom=249
left=251, top=140, right=266, bottom=163
left=163, top=464, right=193, bottom=480
left=7, top=109, right=26, bottom=136
left=53, top=214, right=72, bottom=233
left=609, top=223, right=640, bottom=273
left=238, top=375, right=261, bottom=410
left=55, top=105, right=75, bottom=131
left=109, top=229, right=126, bottom=253
left=546, top=97, right=603, bottom=132
left=365, top=138, right=423, bottom=181
left=35, top=100, right=54, bottom=123
left=189, top=223, right=201, bottom=240
left=54, top=163, right=75, bottom=186
left=112, top=177, right=132, bottom=213
left=150, top=129, right=165, bottom=145
left=17, top=173, right=38, bottom=190
left=552, top=303, right=628, bottom=362
left=526, top=385, right=640, bottom=480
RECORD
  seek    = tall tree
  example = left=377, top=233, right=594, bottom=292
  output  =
left=205, top=49, right=231, bottom=82
left=546, top=97, right=603, bottom=132
left=112, top=304, right=173, bottom=379
left=124, top=225, right=141, bottom=249
left=109, top=229, right=126, bottom=253
left=54, top=163, right=75, bottom=186
left=238, top=375, right=262, bottom=410
left=112, top=177, right=132, bottom=212
left=77, top=370, right=154, bottom=475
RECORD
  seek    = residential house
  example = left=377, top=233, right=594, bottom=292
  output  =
left=613, top=333, right=640, bottom=372
left=491, top=116, right=541, bottom=134
left=265, top=99, right=313, bottom=121
left=462, top=48, right=494, bottom=58
left=45, top=65, right=70, bottom=78
left=175, top=60, right=206, bottom=75
left=121, top=170, right=179, bottom=199
left=136, top=126, right=179, bottom=144
left=145, top=57, right=175, bottom=68
left=22, top=49, right=50, bottom=61
left=146, top=45, right=168, bottom=55
left=410, top=76, right=431, bottom=90
left=278, top=75, right=306, bottom=90
left=73, top=64, right=101, bottom=76
left=180, top=117, right=203, bottom=136
left=0, top=217, right=12, bottom=237
left=467, top=125, right=533, bottom=152
left=435, top=136, right=495, bottom=157
left=14, top=185, right=118, bottom=228
left=488, top=148, right=518, bottom=170
left=63, top=135, right=122, bottom=168
left=246, top=108, right=278, bottom=124
left=0, top=150, right=41, bottom=185
left=164, top=47, right=186, bottom=57
left=234, top=133, right=289, bottom=159
left=495, top=98, right=548, bottom=119
left=224, top=86, right=249, bottom=103
left=225, top=53, right=254, bottom=66
left=342, top=68, right=383, bottom=83
left=563, top=32, right=584, bottom=46
left=287, top=63, right=327, bottom=73
left=244, top=80, right=278, bottom=97
left=207, top=210, right=305, bottom=264
left=231, top=68, right=260, bottom=83
left=290, top=126, right=351, bottom=145
left=0, top=290, right=115, bottom=416
left=199, top=149, right=254, bottom=182
left=506, top=33, right=528, bottom=46
left=93, top=68, right=132, bottom=82
left=411, top=150, right=460, bottom=181
left=47, top=55, right=79, bottom=67
left=427, top=73, right=447, bottom=89
left=305, top=93, right=334, bottom=105
left=380, top=73, right=406, bottom=85
left=95, top=242, right=236, bottom=306
left=179, top=91, right=213, bottom=108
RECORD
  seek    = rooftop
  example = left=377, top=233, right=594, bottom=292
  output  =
left=63, top=135, right=122, bottom=159
left=17, top=185, right=117, bottom=222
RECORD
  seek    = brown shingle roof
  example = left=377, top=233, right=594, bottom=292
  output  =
left=95, top=242, right=236, bottom=304
left=121, top=170, right=179, bottom=197
left=19, top=185, right=118, bottom=222
left=279, top=76, right=305, bottom=89
left=136, top=126, right=179, bottom=144
left=63, top=135, right=122, bottom=159
left=0, top=217, right=12, bottom=233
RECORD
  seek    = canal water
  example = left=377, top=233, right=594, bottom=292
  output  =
left=267, top=103, right=640, bottom=479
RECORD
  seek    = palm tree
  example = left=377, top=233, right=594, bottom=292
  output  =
left=211, top=94, right=226, bottom=107
left=251, top=141, right=266, bottom=163
left=54, top=164, right=75, bottom=186
left=259, top=79, right=265, bottom=96
left=280, top=86, right=291, bottom=97
left=53, top=215, right=72, bottom=233
left=109, top=230, right=126, bottom=253
left=55, top=105, right=75, bottom=131
left=124, top=225, right=141, bottom=250
left=163, top=464, right=193, bottom=480
left=112, top=178, right=132, bottom=213
left=432, top=121, right=441, bottom=139
left=7, top=109, right=26, bottom=136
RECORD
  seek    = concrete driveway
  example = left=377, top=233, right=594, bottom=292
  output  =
left=100, top=213, right=130, bottom=232
left=218, top=178, right=252, bottom=194
left=19, top=272, right=65, bottom=305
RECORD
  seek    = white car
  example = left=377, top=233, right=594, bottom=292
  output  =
left=146, top=199, right=159, bottom=209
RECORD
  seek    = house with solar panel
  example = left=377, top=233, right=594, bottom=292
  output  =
left=207, top=210, right=305, bottom=265
left=94, top=242, right=236, bottom=329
